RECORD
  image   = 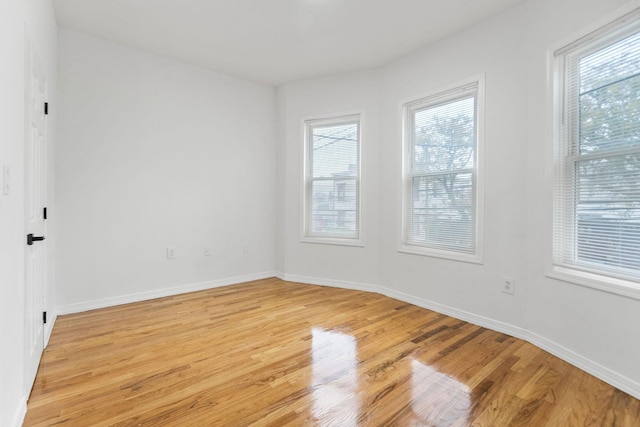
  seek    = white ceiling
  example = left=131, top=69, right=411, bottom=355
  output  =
left=53, top=0, right=527, bottom=86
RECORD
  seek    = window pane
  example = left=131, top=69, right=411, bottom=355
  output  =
left=409, top=172, right=474, bottom=252
left=404, top=84, right=479, bottom=258
left=305, top=115, right=360, bottom=240
left=311, top=123, right=358, bottom=178
left=413, top=96, right=475, bottom=174
left=579, top=63, right=640, bottom=154
left=579, top=31, right=640, bottom=94
left=554, top=11, right=640, bottom=284
left=576, top=154, right=640, bottom=272
left=310, top=179, right=357, bottom=236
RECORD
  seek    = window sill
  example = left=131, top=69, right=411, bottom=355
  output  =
left=300, top=237, right=364, bottom=248
left=547, top=266, right=640, bottom=301
left=398, top=244, right=483, bottom=265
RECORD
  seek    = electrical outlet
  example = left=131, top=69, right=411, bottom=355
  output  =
left=502, top=277, right=515, bottom=295
left=3, top=165, right=10, bottom=195
left=166, top=247, right=176, bottom=259
left=204, top=247, right=211, bottom=256
left=241, top=243, right=249, bottom=253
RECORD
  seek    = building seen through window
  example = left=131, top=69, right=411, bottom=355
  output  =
left=305, top=115, right=360, bottom=240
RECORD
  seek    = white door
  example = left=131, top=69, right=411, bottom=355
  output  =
left=24, top=36, right=47, bottom=392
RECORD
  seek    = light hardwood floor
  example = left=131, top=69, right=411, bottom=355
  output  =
left=25, top=278, right=640, bottom=426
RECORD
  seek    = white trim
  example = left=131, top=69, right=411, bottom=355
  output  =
left=547, top=266, right=640, bottom=301
left=397, top=74, right=486, bottom=108
left=548, top=1, right=640, bottom=55
left=278, top=272, right=379, bottom=293
left=275, top=274, right=640, bottom=400
left=526, top=331, right=640, bottom=400
left=475, top=77, right=486, bottom=264
left=56, top=271, right=276, bottom=315
left=399, top=74, right=485, bottom=264
left=398, top=245, right=483, bottom=265
left=299, top=237, right=364, bottom=247
left=10, top=395, right=27, bottom=427
left=379, top=286, right=526, bottom=339
left=300, top=110, right=365, bottom=245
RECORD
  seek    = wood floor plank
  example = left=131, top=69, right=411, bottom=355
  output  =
left=24, top=278, right=640, bottom=426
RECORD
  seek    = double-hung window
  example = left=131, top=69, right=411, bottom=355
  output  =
left=303, top=114, right=361, bottom=243
left=553, top=10, right=640, bottom=290
left=401, top=78, right=483, bottom=262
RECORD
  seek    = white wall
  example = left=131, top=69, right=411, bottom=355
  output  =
left=521, top=0, right=640, bottom=387
left=277, top=70, right=382, bottom=287
left=0, top=0, right=57, bottom=426
left=56, top=29, right=277, bottom=312
left=277, top=0, right=640, bottom=397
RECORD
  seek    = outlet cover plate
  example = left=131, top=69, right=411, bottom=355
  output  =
left=502, top=277, right=515, bottom=295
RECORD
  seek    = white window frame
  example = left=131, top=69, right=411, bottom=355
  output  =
left=301, top=112, right=363, bottom=246
left=399, top=76, right=485, bottom=263
left=550, top=6, right=640, bottom=300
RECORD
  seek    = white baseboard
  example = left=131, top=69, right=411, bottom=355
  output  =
left=56, top=271, right=276, bottom=315
left=526, top=331, right=640, bottom=400
left=275, top=273, right=640, bottom=400
left=381, top=286, right=640, bottom=399
left=278, top=272, right=379, bottom=293
left=10, top=395, right=27, bottom=427
left=379, top=286, right=529, bottom=340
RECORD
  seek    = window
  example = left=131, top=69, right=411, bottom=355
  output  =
left=304, top=114, right=360, bottom=242
left=553, top=10, right=640, bottom=288
left=401, top=78, right=483, bottom=262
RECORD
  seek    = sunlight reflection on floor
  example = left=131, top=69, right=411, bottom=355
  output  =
left=311, top=328, right=361, bottom=426
left=411, top=358, right=471, bottom=426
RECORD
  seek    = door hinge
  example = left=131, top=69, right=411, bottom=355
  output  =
left=43, top=311, right=47, bottom=324
left=44, top=102, right=49, bottom=115
left=44, top=207, right=47, bottom=220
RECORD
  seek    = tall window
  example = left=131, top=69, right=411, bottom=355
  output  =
left=554, top=11, right=640, bottom=285
left=304, top=114, right=360, bottom=241
left=402, top=79, right=483, bottom=262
